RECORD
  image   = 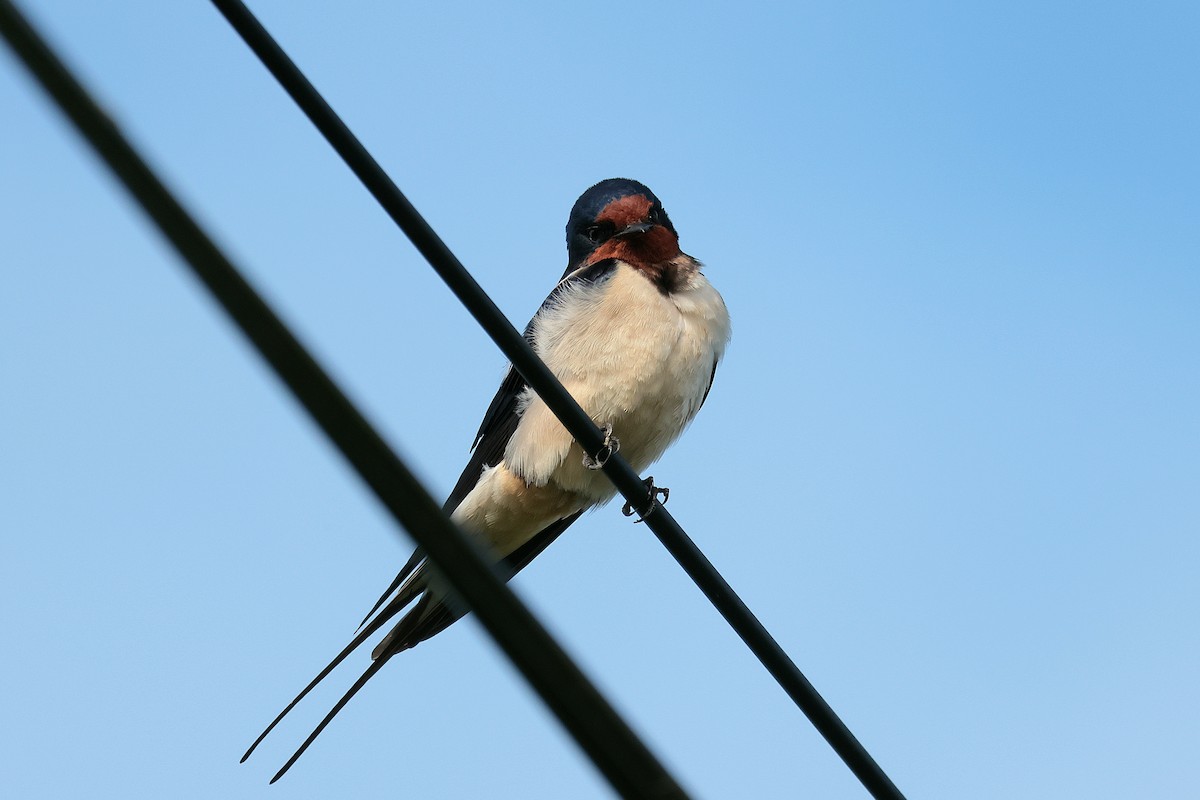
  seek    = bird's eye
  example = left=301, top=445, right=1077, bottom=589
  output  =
left=584, top=225, right=605, bottom=243
left=648, top=207, right=661, bottom=223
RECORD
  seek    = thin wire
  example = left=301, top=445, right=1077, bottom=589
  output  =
left=205, top=3, right=907, bottom=799
left=0, top=4, right=687, bottom=798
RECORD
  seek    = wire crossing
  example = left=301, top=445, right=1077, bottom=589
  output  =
left=0, top=3, right=688, bottom=798
left=207, top=2, right=907, bottom=799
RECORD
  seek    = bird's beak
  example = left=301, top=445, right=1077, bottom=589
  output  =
left=615, top=221, right=654, bottom=238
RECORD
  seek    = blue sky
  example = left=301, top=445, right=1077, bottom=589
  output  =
left=2, top=2, right=1197, bottom=798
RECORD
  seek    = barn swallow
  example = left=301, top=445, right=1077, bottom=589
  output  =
left=243, top=178, right=731, bottom=781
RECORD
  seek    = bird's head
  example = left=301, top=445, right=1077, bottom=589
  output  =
left=565, top=178, right=681, bottom=271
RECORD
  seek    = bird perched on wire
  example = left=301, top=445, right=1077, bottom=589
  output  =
left=244, top=177, right=731, bottom=781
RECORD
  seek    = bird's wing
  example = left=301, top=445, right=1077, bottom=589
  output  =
left=248, top=263, right=620, bottom=780
left=362, top=257, right=621, bottom=623
left=351, top=364, right=527, bottom=631
left=255, top=498, right=571, bottom=787
left=699, top=359, right=718, bottom=411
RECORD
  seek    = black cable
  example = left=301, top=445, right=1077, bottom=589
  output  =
left=205, top=3, right=907, bottom=799
left=0, top=3, right=688, bottom=798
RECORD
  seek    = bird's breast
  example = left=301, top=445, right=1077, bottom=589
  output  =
left=505, top=259, right=730, bottom=502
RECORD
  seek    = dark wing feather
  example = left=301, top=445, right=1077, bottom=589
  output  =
left=362, top=326, right=538, bottom=629
left=249, top=261, right=619, bottom=778
left=699, top=359, right=718, bottom=411
left=355, top=545, right=426, bottom=630
left=441, top=257, right=619, bottom=516
left=355, top=263, right=620, bottom=649
left=443, top=364, right=528, bottom=512
left=367, top=510, right=587, bottom=659
left=502, top=510, right=584, bottom=575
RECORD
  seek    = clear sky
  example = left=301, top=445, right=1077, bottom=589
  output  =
left=2, top=2, right=1197, bottom=798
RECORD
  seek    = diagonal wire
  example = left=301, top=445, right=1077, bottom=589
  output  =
left=206, top=2, right=908, bottom=799
left=0, top=3, right=688, bottom=798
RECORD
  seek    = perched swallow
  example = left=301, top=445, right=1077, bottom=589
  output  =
left=244, top=178, right=731, bottom=781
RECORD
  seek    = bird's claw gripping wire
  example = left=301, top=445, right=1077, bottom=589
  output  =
left=622, top=476, right=669, bottom=523
left=583, top=423, right=620, bottom=470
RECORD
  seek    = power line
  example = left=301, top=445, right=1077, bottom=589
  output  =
left=206, top=3, right=907, bottom=799
left=0, top=3, right=687, bottom=798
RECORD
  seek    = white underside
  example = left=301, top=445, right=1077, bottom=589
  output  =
left=450, top=259, right=730, bottom=559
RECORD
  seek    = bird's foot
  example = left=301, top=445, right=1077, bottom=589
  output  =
left=583, top=422, right=620, bottom=470
left=622, top=476, right=669, bottom=523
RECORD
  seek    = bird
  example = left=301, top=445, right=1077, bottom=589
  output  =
left=243, top=178, right=731, bottom=781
